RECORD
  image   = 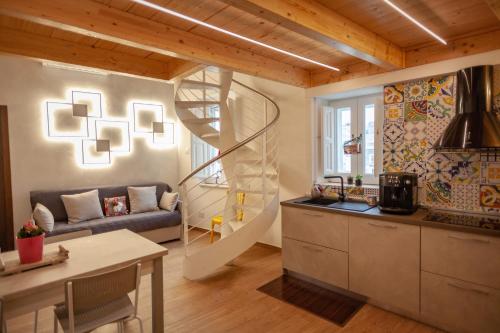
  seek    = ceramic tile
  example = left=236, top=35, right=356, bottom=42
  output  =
left=480, top=185, right=500, bottom=209
left=384, top=122, right=404, bottom=142
left=451, top=184, right=480, bottom=211
left=384, top=84, right=404, bottom=104
left=404, top=101, right=427, bottom=122
left=404, top=79, right=428, bottom=102
left=403, top=161, right=426, bottom=186
left=383, top=141, right=404, bottom=171
left=450, top=153, right=480, bottom=184
left=404, top=121, right=426, bottom=141
left=426, top=181, right=451, bottom=207
left=426, top=117, right=445, bottom=147
left=384, top=103, right=404, bottom=123
left=481, top=162, right=500, bottom=184
left=427, top=75, right=454, bottom=100
left=403, top=140, right=428, bottom=163
left=427, top=98, right=454, bottom=120
left=426, top=152, right=452, bottom=183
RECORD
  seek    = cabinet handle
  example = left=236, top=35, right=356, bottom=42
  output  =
left=448, top=235, right=490, bottom=244
left=368, top=222, right=397, bottom=229
left=448, top=283, right=490, bottom=296
left=302, top=212, right=324, bottom=218
left=301, top=245, right=323, bottom=253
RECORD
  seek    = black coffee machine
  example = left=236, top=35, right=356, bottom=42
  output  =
left=379, top=172, right=418, bottom=214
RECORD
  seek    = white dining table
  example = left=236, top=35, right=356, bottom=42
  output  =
left=0, top=229, right=167, bottom=333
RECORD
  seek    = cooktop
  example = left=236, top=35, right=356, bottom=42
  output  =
left=424, top=211, right=500, bottom=231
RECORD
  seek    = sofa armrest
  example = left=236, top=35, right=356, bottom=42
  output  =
left=176, top=200, right=183, bottom=214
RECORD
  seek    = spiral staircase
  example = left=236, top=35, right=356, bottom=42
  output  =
left=175, top=67, right=280, bottom=280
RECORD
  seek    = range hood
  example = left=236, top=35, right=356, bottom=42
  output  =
left=433, top=65, right=500, bottom=151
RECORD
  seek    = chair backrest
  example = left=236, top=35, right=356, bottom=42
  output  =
left=65, top=262, right=141, bottom=314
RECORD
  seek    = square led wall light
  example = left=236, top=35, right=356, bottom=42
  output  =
left=46, top=102, right=89, bottom=138
left=82, top=139, right=111, bottom=165
left=153, top=122, right=175, bottom=145
left=133, top=103, right=164, bottom=133
left=72, top=91, right=103, bottom=118
left=96, top=120, right=130, bottom=153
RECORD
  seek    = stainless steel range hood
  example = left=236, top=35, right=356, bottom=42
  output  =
left=433, top=65, right=500, bottom=151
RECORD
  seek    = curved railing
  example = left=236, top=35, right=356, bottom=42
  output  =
left=175, top=69, right=280, bottom=279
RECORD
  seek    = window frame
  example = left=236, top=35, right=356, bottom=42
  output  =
left=320, top=94, right=383, bottom=185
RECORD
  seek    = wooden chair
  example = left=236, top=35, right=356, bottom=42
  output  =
left=53, top=262, right=144, bottom=333
left=210, top=191, right=245, bottom=243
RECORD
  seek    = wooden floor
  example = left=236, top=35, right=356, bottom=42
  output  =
left=6, top=237, right=443, bottom=333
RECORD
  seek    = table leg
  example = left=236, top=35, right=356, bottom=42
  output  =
left=151, top=257, right=164, bottom=333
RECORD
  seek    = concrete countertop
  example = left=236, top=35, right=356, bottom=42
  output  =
left=281, top=197, right=500, bottom=238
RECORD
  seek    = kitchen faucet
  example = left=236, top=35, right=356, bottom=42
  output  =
left=324, top=175, right=345, bottom=202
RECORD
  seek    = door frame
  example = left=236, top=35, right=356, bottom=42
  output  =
left=0, top=105, right=14, bottom=251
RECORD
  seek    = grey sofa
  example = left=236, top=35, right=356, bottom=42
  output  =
left=30, top=182, right=182, bottom=244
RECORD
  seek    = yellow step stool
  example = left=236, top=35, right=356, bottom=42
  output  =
left=210, top=192, right=245, bottom=243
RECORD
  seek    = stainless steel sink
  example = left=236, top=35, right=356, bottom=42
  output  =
left=296, top=198, right=373, bottom=212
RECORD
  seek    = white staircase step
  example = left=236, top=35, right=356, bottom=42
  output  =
left=175, top=101, right=221, bottom=108
left=237, top=172, right=278, bottom=179
left=228, top=220, right=246, bottom=232
left=236, top=188, right=278, bottom=194
left=182, top=117, right=220, bottom=125
left=181, top=80, right=221, bottom=90
left=232, top=203, right=262, bottom=210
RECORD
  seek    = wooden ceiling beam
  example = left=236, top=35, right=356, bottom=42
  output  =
left=0, top=0, right=311, bottom=87
left=310, top=28, right=500, bottom=87
left=0, top=25, right=179, bottom=80
left=485, top=0, right=500, bottom=20
left=220, top=0, right=405, bottom=70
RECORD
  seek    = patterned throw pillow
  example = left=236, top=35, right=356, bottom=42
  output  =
left=104, top=196, right=128, bottom=217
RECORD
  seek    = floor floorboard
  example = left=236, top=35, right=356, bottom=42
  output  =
left=5, top=236, right=444, bottom=333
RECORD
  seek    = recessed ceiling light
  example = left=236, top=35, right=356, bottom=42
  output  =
left=384, top=0, right=447, bottom=45
left=132, top=0, right=340, bottom=71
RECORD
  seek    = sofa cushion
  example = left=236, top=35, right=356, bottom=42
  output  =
left=33, top=203, right=55, bottom=232
left=61, top=190, right=104, bottom=224
left=128, top=186, right=159, bottom=214
left=30, top=182, right=172, bottom=222
left=46, top=210, right=181, bottom=237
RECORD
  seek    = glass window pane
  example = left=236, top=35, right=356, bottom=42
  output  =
left=336, top=107, right=351, bottom=173
left=364, top=104, right=375, bottom=175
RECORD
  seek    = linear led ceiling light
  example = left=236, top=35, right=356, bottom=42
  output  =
left=384, top=0, right=447, bottom=45
left=132, top=0, right=340, bottom=71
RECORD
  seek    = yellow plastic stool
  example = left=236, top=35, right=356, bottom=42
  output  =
left=210, top=192, right=246, bottom=243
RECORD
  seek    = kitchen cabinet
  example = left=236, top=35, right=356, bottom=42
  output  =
left=348, top=217, right=420, bottom=315
left=421, top=227, right=500, bottom=289
left=282, top=206, right=348, bottom=251
left=421, top=271, right=500, bottom=333
left=283, top=237, right=348, bottom=289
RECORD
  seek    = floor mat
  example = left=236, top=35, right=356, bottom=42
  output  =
left=257, top=275, right=364, bottom=326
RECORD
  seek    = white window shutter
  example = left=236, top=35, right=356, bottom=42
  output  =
left=322, top=106, right=335, bottom=175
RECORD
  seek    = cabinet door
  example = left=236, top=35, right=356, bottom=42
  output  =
left=421, top=271, right=500, bottom=333
left=349, top=217, right=420, bottom=315
left=282, top=206, right=348, bottom=251
left=422, top=227, right=500, bottom=289
left=283, top=238, right=348, bottom=289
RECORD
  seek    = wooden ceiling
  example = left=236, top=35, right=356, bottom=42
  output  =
left=0, top=0, right=498, bottom=87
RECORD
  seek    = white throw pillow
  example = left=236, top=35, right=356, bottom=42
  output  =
left=128, top=186, right=159, bottom=214
left=32, top=203, right=54, bottom=232
left=159, top=192, right=179, bottom=212
left=61, top=190, right=104, bottom=224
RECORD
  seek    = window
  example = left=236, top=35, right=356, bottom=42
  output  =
left=321, top=95, right=382, bottom=184
left=191, top=105, right=222, bottom=180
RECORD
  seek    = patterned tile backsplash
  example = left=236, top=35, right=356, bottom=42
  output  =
left=382, top=65, right=500, bottom=212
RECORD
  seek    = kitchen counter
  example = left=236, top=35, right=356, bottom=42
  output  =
left=281, top=197, right=500, bottom=238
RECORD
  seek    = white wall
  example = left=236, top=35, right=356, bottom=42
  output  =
left=0, top=55, right=179, bottom=234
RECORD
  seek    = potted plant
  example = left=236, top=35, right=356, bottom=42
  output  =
left=16, top=221, right=45, bottom=264
left=347, top=176, right=353, bottom=185
left=355, top=175, right=363, bottom=187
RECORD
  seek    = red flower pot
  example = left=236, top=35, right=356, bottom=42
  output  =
left=16, top=233, right=45, bottom=264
